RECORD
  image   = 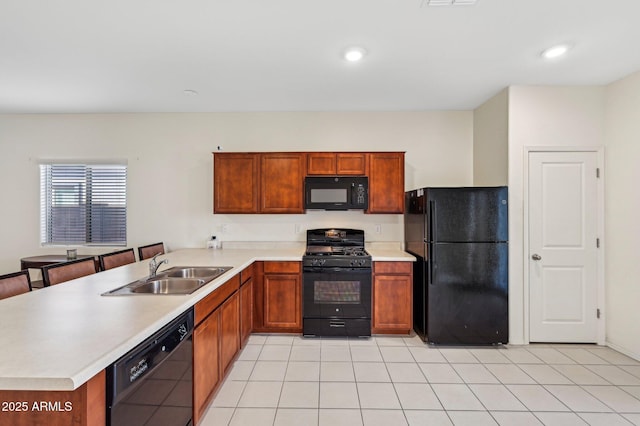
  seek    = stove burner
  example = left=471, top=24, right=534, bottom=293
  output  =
left=303, top=228, right=371, bottom=269
left=305, top=246, right=333, bottom=255
left=304, top=246, right=369, bottom=257
left=333, top=247, right=368, bottom=256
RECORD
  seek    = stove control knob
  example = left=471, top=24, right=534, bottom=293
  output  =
left=319, top=259, right=326, bottom=266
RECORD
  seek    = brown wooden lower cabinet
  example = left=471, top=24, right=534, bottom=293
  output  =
left=372, top=261, right=413, bottom=334
left=253, top=261, right=302, bottom=333
left=219, top=292, right=240, bottom=377
left=264, top=273, right=301, bottom=329
left=193, top=274, right=241, bottom=424
left=239, top=276, right=253, bottom=347
left=193, top=309, right=220, bottom=425
left=0, top=370, right=105, bottom=426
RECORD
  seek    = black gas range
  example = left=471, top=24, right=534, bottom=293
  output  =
left=302, top=229, right=372, bottom=337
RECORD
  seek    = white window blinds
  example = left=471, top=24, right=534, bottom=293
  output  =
left=40, top=163, right=127, bottom=246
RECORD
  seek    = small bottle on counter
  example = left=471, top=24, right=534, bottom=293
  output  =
left=207, top=236, right=221, bottom=249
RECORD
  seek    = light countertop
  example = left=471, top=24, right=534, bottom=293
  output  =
left=0, top=247, right=413, bottom=391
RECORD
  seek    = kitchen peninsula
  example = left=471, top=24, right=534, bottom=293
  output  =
left=0, top=246, right=413, bottom=425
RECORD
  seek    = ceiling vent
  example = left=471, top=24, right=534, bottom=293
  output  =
left=424, top=0, right=478, bottom=6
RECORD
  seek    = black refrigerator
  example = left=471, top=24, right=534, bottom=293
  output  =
left=404, top=187, right=508, bottom=345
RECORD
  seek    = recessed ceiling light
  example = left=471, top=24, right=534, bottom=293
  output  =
left=183, top=89, right=198, bottom=96
left=541, top=44, right=571, bottom=60
left=343, top=47, right=367, bottom=62
left=423, top=0, right=478, bottom=6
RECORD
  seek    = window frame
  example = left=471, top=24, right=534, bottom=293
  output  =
left=39, top=161, right=127, bottom=247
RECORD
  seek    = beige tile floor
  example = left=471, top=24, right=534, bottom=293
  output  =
left=200, top=334, right=640, bottom=426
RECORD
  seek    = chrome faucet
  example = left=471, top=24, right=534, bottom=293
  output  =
left=149, top=253, right=168, bottom=277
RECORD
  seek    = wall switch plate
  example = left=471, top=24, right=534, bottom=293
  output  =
left=220, top=224, right=228, bottom=233
left=375, top=224, right=382, bottom=234
left=294, top=224, right=301, bottom=234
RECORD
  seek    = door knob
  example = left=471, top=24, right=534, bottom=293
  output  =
left=531, top=254, right=542, bottom=261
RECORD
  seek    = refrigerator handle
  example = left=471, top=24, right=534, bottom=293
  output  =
left=430, top=242, right=436, bottom=285
left=428, top=200, right=436, bottom=285
left=430, top=200, right=437, bottom=242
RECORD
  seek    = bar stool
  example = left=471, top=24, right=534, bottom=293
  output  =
left=0, top=270, right=32, bottom=299
left=42, top=257, right=98, bottom=287
left=137, top=242, right=165, bottom=260
left=98, top=248, right=136, bottom=271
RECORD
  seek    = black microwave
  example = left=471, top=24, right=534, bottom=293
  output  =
left=304, top=176, right=368, bottom=210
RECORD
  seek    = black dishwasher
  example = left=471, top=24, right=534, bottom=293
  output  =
left=107, top=308, right=194, bottom=426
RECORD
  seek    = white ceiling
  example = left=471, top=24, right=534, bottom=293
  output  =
left=1, top=0, right=639, bottom=113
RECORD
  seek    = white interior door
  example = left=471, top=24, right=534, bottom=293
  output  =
left=529, top=151, right=599, bottom=343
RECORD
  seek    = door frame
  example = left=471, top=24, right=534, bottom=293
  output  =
left=523, top=146, right=605, bottom=345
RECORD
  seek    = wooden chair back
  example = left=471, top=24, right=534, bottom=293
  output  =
left=138, top=242, right=165, bottom=260
left=0, top=270, right=32, bottom=300
left=42, top=257, right=97, bottom=286
left=98, top=248, right=136, bottom=271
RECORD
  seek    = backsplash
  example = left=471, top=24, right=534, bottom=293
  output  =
left=208, top=210, right=403, bottom=245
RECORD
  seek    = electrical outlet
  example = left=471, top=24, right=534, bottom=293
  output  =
left=294, top=224, right=301, bottom=234
left=220, top=224, right=228, bottom=234
left=375, top=224, right=382, bottom=234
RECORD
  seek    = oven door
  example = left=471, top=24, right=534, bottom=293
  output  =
left=303, top=268, right=372, bottom=319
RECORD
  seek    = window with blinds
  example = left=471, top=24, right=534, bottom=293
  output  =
left=40, top=163, right=127, bottom=246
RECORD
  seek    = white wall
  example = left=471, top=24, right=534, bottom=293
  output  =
left=473, top=88, right=508, bottom=186
left=507, top=86, right=606, bottom=344
left=604, top=71, right=640, bottom=359
left=0, top=111, right=473, bottom=274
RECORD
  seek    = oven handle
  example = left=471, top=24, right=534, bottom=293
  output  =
left=303, top=267, right=372, bottom=274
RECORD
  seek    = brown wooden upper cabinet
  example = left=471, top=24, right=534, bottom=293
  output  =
left=307, top=152, right=366, bottom=175
left=214, top=151, right=404, bottom=214
left=213, top=152, right=305, bottom=214
left=213, top=153, right=260, bottom=213
left=260, top=153, right=305, bottom=213
left=367, top=152, right=405, bottom=214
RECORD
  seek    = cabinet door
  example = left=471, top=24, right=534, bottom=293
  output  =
left=220, top=292, right=240, bottom=376
left=367, top=152, right=405, bottom=214
left=336, top=153, right=366, bottom=175
left=307, top=153, right=336, bottom=175
left=372, top=274, right=412, bottom=333
left=214, top=153, right=259, bottom=213
left=240, top=277, right=253, bottom=348
left=260, top=153, right=305, bottom=213
left=264, top=274, right=301, bottom=330
left=193, top=310, right=220, bottom=425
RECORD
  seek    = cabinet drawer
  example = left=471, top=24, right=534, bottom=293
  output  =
left=240, top=263, right=254, bottom=285
left=195, top=274, right=240, bottom=325
left=374, top=261, right=412, bottom=275
left=263, top=261, right=301, bottom=274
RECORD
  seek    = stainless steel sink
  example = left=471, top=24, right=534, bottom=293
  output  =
left=161, top=267, right=230, bottom=279
left=102, top=266, right=232, bottom=296
left=132, top=278, right=206, bottom=294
